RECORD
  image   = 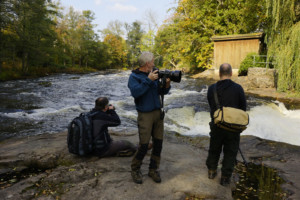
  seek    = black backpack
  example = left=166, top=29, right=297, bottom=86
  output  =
left=67, top=111, right=98, bottom=156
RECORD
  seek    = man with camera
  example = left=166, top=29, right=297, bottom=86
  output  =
left=128, top=51, right=171, bottom=184
left=92, top=97, right=137, bottom=157
left=206, top=63, right=247, bottom=186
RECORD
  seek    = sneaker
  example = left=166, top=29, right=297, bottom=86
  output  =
left=148, top=170, right=161, bottom=183
left=131, top=170, right=143, bottom=184
left=117, top=149, right=135, bottom=157
left=220, top=176, right=231, bottom=186
left=208, top=169, right=217, bottom=179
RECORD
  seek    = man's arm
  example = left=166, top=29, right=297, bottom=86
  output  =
left=128, top=75, right=153, bottom=98
left=102, top=110, right=121, bottom=127
left=239, top=86, right=247, bottom=111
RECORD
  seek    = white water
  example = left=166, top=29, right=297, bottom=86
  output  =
left=1, top=71, right=300, bottom=147
left=164, top=101, right=300, bottom=146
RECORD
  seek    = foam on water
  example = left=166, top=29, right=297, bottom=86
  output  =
left=243, top=102, right=300, bottom=146
left=164, top=102, right=300, bottom=146
left=1, top=105, right=83, bottom=120
left=165, top=89, right=201, bottom=100
left=1, top=71, right=299, bottom=146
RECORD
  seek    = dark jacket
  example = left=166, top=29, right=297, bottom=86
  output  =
left=92, top=109, right=121, bottom=155
left=128, top=68, right=171, bottom=112
left=207, top=79, right=246, bottom=121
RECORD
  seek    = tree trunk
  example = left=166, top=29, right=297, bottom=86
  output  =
left=22, top=51, right=28, bottom=72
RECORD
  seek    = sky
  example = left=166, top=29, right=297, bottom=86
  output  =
left=56, top=0, right=178, bottom=33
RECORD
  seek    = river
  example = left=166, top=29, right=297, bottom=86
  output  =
left=1, top=71, right=300, bottom=146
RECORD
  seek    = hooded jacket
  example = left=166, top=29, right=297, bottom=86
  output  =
left=128, top=68, right=171, bottom=112
left=207, top=79, right=246, bottom=121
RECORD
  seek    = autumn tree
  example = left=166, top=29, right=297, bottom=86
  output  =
left=103, top=34, right=127, bottom=68
left=155, top=0, right=267, bottom=72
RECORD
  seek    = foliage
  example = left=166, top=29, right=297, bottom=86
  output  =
left=154, top=0, right=267, bottom=72
left=239, top=53, right=266, bottom=75
left=265, top=0, right=300, bottom=92
left=126, top=21, right=144, bottom=68
left=103, top=34, right=127, bottom=68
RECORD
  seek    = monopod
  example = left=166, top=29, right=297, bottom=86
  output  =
left=239, top=147, right=248, bottom=168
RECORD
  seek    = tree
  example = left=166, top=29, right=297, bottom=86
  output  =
left=101, top=20, right=124, bottom=38
left=265, top=0, right=300, bottom=92
left=154, top=0, right=267, bottom=72
left=103, top=34, right=127, bottom=68
left=9, top=0, right=58, bottom=72
left=126, top=21, right=144, bottom=68
left=0, top=0, right=14, bottom=72
left=139, top=10, right=159, bottom=52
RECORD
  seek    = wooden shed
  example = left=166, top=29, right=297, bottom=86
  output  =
left=211, top=33, right=263, bottom=73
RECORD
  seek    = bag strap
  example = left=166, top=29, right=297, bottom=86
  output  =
left=213, top=84, right=221, bottom=109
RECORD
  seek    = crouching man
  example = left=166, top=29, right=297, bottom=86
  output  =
left=92, top=97, right=137, bottom=157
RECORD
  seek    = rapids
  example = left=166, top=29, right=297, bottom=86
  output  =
left=0, top=71, right=299, bottom=146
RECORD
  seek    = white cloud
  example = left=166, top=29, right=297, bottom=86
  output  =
left=94, top=0, right=102, bottom=5
left=111, top=3, right=137, bottom=12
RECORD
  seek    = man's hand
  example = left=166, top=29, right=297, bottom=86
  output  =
left=148, top=70, right=159, bottom=81
left=108, top=104, right=115, bottom=110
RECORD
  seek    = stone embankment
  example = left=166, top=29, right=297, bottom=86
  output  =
left=192, top=67, right=300, bottom=108
left=0, top=129, right=300, bottom=200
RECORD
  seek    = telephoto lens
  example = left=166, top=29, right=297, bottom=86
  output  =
left=154, top=67, right=182, bottom=83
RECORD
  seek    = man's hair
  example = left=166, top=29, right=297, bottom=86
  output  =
left=95, top=97, right=109, bottom=110
left=138, top=51, right=154, bottom=67
left=219, top=63, right=232, bottom=77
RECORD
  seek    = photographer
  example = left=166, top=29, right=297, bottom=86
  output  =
left=92, top=97, right=137, bottom=157
left=128, top=51, right=171, bottom=184
left=206, top=63, right=247, bottom=186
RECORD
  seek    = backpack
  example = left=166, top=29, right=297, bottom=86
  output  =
left=67, top=111, right=98, bottom=156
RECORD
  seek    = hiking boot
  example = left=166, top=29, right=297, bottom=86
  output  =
left=148, top=170, right=161, bottom=183
left=208, top=169, right=217, bottom=179
left=220, top=176, right=231, bottom=186
left=131, top=170, right=143, bottom=184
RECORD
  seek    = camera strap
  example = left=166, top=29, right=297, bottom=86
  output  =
left=159, top=77, right=166, bottom=120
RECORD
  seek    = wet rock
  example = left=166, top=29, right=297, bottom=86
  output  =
left=239, top=135, right=300, bottom=200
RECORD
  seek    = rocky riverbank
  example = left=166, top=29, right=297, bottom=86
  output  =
left=0, top=129, right=300, bottom=200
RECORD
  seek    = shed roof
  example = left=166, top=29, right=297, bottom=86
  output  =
left=211, top=32, right=263, bottom=41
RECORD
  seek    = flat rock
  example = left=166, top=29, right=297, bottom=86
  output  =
left=0, top=131, right=232, bottom=200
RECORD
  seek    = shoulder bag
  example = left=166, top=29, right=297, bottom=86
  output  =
left=213, top=84, right=249, bottom=132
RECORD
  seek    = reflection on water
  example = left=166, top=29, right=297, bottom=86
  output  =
left=0, top=71, right=300, bottom=146
left=233, top=162, right=287, bottom=200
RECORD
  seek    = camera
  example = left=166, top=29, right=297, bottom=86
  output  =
left=108, top=104, right=115, bottom=110
left=153, top=67, right=182, bottom=83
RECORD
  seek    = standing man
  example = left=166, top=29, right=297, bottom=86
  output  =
left=128, top=51, right=171, bottom=184
left=206, top=63, right=246, bottom=186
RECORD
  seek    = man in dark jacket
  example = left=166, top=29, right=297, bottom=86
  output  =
left=206, top=63, right=247, bottom=186
left=128, top=51, right=171, bottom=184
left=92, top=97, right=137, bottom=157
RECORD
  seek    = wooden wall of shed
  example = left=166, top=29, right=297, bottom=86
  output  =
left=213, top=39, right=260, bottom=69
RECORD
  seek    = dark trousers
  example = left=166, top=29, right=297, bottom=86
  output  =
left=206, top=123, right=240, bottom=177
left=131, top=110, right=164, bottom=171
left=100, top=140, right=137, bottom=157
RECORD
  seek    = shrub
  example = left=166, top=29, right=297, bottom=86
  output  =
left=239, top=53, right=266, bottom=76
